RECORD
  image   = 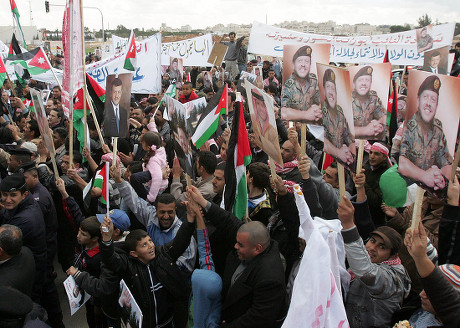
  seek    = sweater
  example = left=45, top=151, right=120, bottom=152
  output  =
left=143, top=146, right=169, bottom=202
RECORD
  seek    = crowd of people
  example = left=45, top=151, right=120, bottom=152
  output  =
left=0, top=34, right=459, bottom=328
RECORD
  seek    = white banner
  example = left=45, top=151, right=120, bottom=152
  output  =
left=248, top=21, right=455, bottom=65
left=161, top=34, right=213, bottom=66
left=86, top=33, right=162, bottom=94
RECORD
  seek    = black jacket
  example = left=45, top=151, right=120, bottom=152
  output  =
left=205, top=203, right=288, bottom=328
left=0, top=246, right=36, bottom=297
left=0, top=193, right=47, bottom=301
left=438, top=204, right=460, bottom=265
left=364, top=160, right=390, bottom=226
left=29, top=182, right=58, bottom=267
left=100, top=221, right=195, bottom=328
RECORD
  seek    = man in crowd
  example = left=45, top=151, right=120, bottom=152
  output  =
left=188, top=185, right=288, bottom=327
left=338, top=196, right=411, bottom=327
left=221, top=32, right=239, bottom=79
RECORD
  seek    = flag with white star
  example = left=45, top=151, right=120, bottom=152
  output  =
left=4, top=47, right=51, bottom=76
left=123, top=30, right=137, bottom=71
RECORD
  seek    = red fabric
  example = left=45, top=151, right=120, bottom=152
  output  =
left=179, top=91, right=198, bottom=103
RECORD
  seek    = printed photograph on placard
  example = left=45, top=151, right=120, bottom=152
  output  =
left=416, top=24, right=434, bottom=53
left=317, top=63, right=356, bottom=172
left=398, top=69, right=460, bottom=199
left=63, top=276, right=91, bottom=316
left=30, top=89, right=54, bottom=153
left=422, top=46, right=450, bottom=75
left=348, top=63, right=391, bottom=140
left=167, top=57, right=183, bottom=87
left=163, top=95, right=193, bottom=176
left=119, top=279, right=143, bottom=328
left=103, top=73, right=132, bottom=138
left=244, top=80, right=283, bottom=166
left=281, top=43, right=331, bottom=124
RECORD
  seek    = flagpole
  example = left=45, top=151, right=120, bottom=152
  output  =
left=68, top=0, right=75, bottom=167
left=85, top=86, right=105, bottom=147
left=40, top=46, right=63, bottom=92
left=80, top=0, right=88, bottom=149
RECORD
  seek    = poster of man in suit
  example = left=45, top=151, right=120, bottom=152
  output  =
left=422, top=46, right=449, bottom=75
left=103, top=74, right=132, bottom=138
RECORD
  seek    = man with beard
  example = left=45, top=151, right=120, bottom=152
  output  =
left=129, top=107, right=144, bottom=145
left=250, top=88, right=281, bottom=165
left=351, top=66, right=386, bottom=140
left=154, top=105, right=171, bottom=142
left=281, top=45, right=321, bottom=124
left=321, top=68, right=355, bottom=169
left=398, top=75, right=452, bottom=193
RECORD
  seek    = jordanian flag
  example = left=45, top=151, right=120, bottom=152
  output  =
left=158, top=84, right=176, bottom=107
left=6, top=47, right=51, bottom=75
left=0, top=57, right=7, bottom=87
left=123, top=30, right=136, bottom=71
left=223, top=101, right=251, bottom=220
left=192, top=84, right=227, bottom=148
left=74, top=74, right=106, bottom=152
left=10, top=0, right=27, bottom=50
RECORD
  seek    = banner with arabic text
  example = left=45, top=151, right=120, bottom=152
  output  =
left=248, top=21, right=455, bottom=65
left=86, top=33, right=161, bottom=94
left=161, top=34, right=213, bottom=66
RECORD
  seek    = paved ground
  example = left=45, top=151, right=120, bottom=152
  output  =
left=55, top=259, right=87, bottom=327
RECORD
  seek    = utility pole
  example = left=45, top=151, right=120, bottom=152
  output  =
left=29, top=0, right=34, bottom=26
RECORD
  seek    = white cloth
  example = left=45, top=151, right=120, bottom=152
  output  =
left=283, top=185, right=349, bottom=328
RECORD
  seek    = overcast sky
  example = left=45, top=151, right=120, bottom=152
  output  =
left=2, top=0, right=459, bottom=32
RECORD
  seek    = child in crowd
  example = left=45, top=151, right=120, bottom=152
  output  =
left=140, top=131, right=168, bottom=202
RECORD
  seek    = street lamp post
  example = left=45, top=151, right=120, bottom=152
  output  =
left=45, top=2, right=104, bottom=46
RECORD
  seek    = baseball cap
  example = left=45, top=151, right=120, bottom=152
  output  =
left=96, top=209, right=130, bottom=232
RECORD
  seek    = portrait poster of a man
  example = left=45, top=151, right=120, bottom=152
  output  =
left=416, top=25, right=434, bottom=53
left=317, top=64, right=356, bottom=172
left=163, top=95, right=193, bottom=176
left=398, top=70, right=460, bottom=198
left=281, top=44, right=331, bottom=124
left=167, top=57, right=183, bottom=87
left=103, top=74, right=132, bottom=138
left=422, top=46, right=449, bottom=75
left=245, top=81, right=283, bottom=165
left=348, top=63, right=391, bottom=141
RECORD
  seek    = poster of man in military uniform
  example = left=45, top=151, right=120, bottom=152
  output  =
left=349, top=63, right=391, bottom=140
left=398, top=70, right=460, bottom=198
left=417, top=25, right=434, bottom=53
left=281, top=44, right=331, bottom=124
left=317, top=64, right=356, bottom=171
left=245, top=81, right=283, bottom=166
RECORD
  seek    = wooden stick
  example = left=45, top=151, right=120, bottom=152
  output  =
left=410, top=186, right=425, bottom=232
left=451, top=141, right=460, bottom=183
left=356, top=139, right=365, bottom=174
left=185, top=173, right=192, bottom=190
left=40, top=46, right=64, bottom=93
left=112, top=137, right=118, bottom=167
left=300, top=123, right=306, bottom=156
left=85, top=86, right=105, bottom=147
left=337, top=163, right=346, bottom=202
left=268, top=156, right=277, bottom=177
